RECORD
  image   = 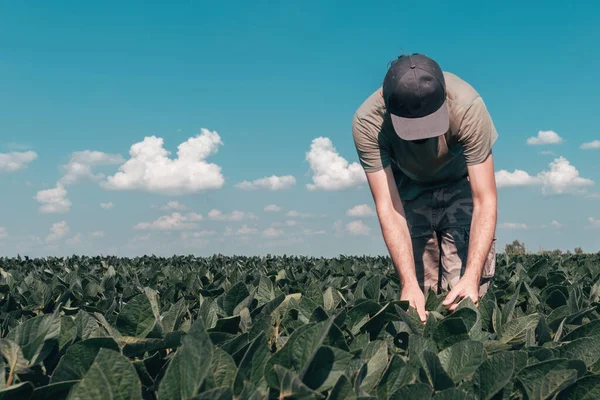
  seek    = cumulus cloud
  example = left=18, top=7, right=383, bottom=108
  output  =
left=264, top=204, right=282, bottom=212
left=66, top=233, right=83, bottom=245
left=285, top=210, right=324, bottom=218
left=35, top=184, right=72, bottom=214
left=0, top=151, right=37, bottom=172
left=236, top=175, right=296, bottom=190
left=588, top=217, right=600, bottom=227
left=495, top=170, right=539, bottom=188
left=0, top=227, right=7, bottom=240
left=100, top=202, right=114, bottom=210
left=224, top=225, right=259, bottom=236
left=160, top=201, right=187, bottom=211
left=551, top=220, right=563, bottom=228
left=306, top=137, right=366, bottom=190
left=346, top=220, right=371, bottom=236
left=263, top=227, right=283, bottom=238
left=102, top=129, right=225, bottom=195
left=59, top=151, right=124, bottom=185
left=499, top=222, right=528, bottom=229
left=526, top=130, right=563, bottom=145
left=272, top=220, right=297, bottom=227
left=46, top=221, right=69, bottom=242
left=495, top=157, right=593, bottom=195
left=538, top=157, right=594, bottom=195
left=134, top=212, right=201, bottom=230
left=208, top=209, right=257, bottom=221
left=580, top=140, right=600, bottom=150
left=347, top=204, right=376, bottom=217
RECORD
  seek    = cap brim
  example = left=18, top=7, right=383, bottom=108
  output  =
left=390, top=100, right=450, bottom=141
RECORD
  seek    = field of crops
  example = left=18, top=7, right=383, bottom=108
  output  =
left=0, top=252, right=598, bottom=399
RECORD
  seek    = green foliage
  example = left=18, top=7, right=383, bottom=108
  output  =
left=0, top=252, right=597, bottom=399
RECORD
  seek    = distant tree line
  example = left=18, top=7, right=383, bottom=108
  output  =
left=503, top=239, right=585, bottom=256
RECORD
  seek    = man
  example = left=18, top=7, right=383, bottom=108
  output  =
left=352, top=53, right=498, bottom=322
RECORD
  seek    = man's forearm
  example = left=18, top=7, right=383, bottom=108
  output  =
left=377, top=206, right=419, bottom=288
left=463, top=197, right=497, bottom=282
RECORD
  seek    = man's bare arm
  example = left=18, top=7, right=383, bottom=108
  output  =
left=463, top=153, right=498, bottom=283
left=365, top=166, right=418, bottom=289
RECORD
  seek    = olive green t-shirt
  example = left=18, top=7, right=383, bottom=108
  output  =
left=352, top=71, right=498, bottom=201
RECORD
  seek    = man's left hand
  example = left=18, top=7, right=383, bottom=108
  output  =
left=442, top=276, right=479, bottom=311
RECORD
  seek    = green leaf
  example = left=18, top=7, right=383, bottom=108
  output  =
left=59, top=316, right=77, bottom=352
left=516, top=359, right=578, bottom=400
left=255, top=276, right=276, bottom=307
left=498, top=313, right=540, bottom=345
left=161, top=298, right=187, bottom=333
left=463, top=351, right=516, bottom=400
left=303, top=346, right=353, bottom=392
left=51, top=337, right=120, bottom=383
left=377, top=355, right=414, bottom=399
left=157, top=318, right=214, bottom=400
left=421, top=350, right=454, bottom=391
left=438, top=340, right=487, bottom=383
left=0, top=339, right=29, bottom=380
left=358, top=340, right=389, bottom=395
left=556, top=375, right=600, bottom=400
left=557, top=334, right=600, bottom=367
left=0, top=382, right=34, bottom=399
left=203, top=348, right=237, bottom=391
left=433, top=388, right=477, bottom=400
left=326, top=375, right=356, bottom=400
left=66, top=348, right=142, bottom=400
left=233, top=332, right=270, bottom=395
left=32, top=381, right=78, bottom=400
left=116, top=292, right=157, bottom=338
left=224, top=282, right=250, bottom=316
left=389, top=383, right=434, bottom=399
left=272, top=365, right=324, bottom=399
left=6, top=313, right=60, bottom=365
left=192, top=387, right=233, bottom=400
left=561, top=320, right=600, bottom=342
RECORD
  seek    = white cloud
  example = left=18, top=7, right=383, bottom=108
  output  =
left=100, top=202, right=114, bottom=210
left=208, top=209, right=257, bottom=221
left=0, top=227, right=7, bottom=240
left=346, top=220, right=370, bottom=236
left=35, top=184, right=71, bottom=214
left=134, top=212, right=199, bottom=230
left=160, top=201, right=187, bottom=211
left=581, top=140, right=600, bottom=150
left=236, top=175, right=296, bottom=190
left=102, top=129, right=225, bottom=195
left=551, top=220, right=562, bottom=228
left=526, top=130, right=563, bottom=145
left=59, top=150, right=124, bottom=185
left=224, top=225, right=259, bottom=236
left=90, top=231, right=105, bottom=238
left=66, top=233, right=82, bottom=245
left=303, top=229, right=327, bottom=236
left=46, top=221, right=69, bottom=242
left=285, top=210, right=324, bottom=219
left=499, top=222, right=528, bottom=229
left=186, top=212, right=204, bottom=221
left=347, top=204, right=376, bottom=217
left=538, top=157, right=594, bottom=195
left=272, top=220, right=297, bottom=227
left=588, top=217, right=600, bottom=227
left=181, top=230, right=216, bottom=239
left=263, top=227, right=283, bottom=238
left=496, top=157, right=593, bottom=195
left=264, top=204, right=282, bottom=212
left=0, top=151, right=37, bottom=172
left=495, top=170, right=539, bottom=188
left=306, top=137, right=366, bottom=190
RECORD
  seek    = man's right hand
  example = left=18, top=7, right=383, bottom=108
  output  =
left=400, top=284, right=428, bottom=323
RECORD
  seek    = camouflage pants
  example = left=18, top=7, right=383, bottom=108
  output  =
left=401, top=176, right=496, bottom=296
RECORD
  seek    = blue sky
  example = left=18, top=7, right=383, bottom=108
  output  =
left=1, top=0, right=599, bottom=257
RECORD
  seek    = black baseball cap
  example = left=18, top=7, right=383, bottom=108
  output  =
left=382, top=53, right=449, bottom=141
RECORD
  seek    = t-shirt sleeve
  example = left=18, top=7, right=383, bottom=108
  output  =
left=352, top=113, right=391, bottom=173
left=457, top=96, right=498, bottom=165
